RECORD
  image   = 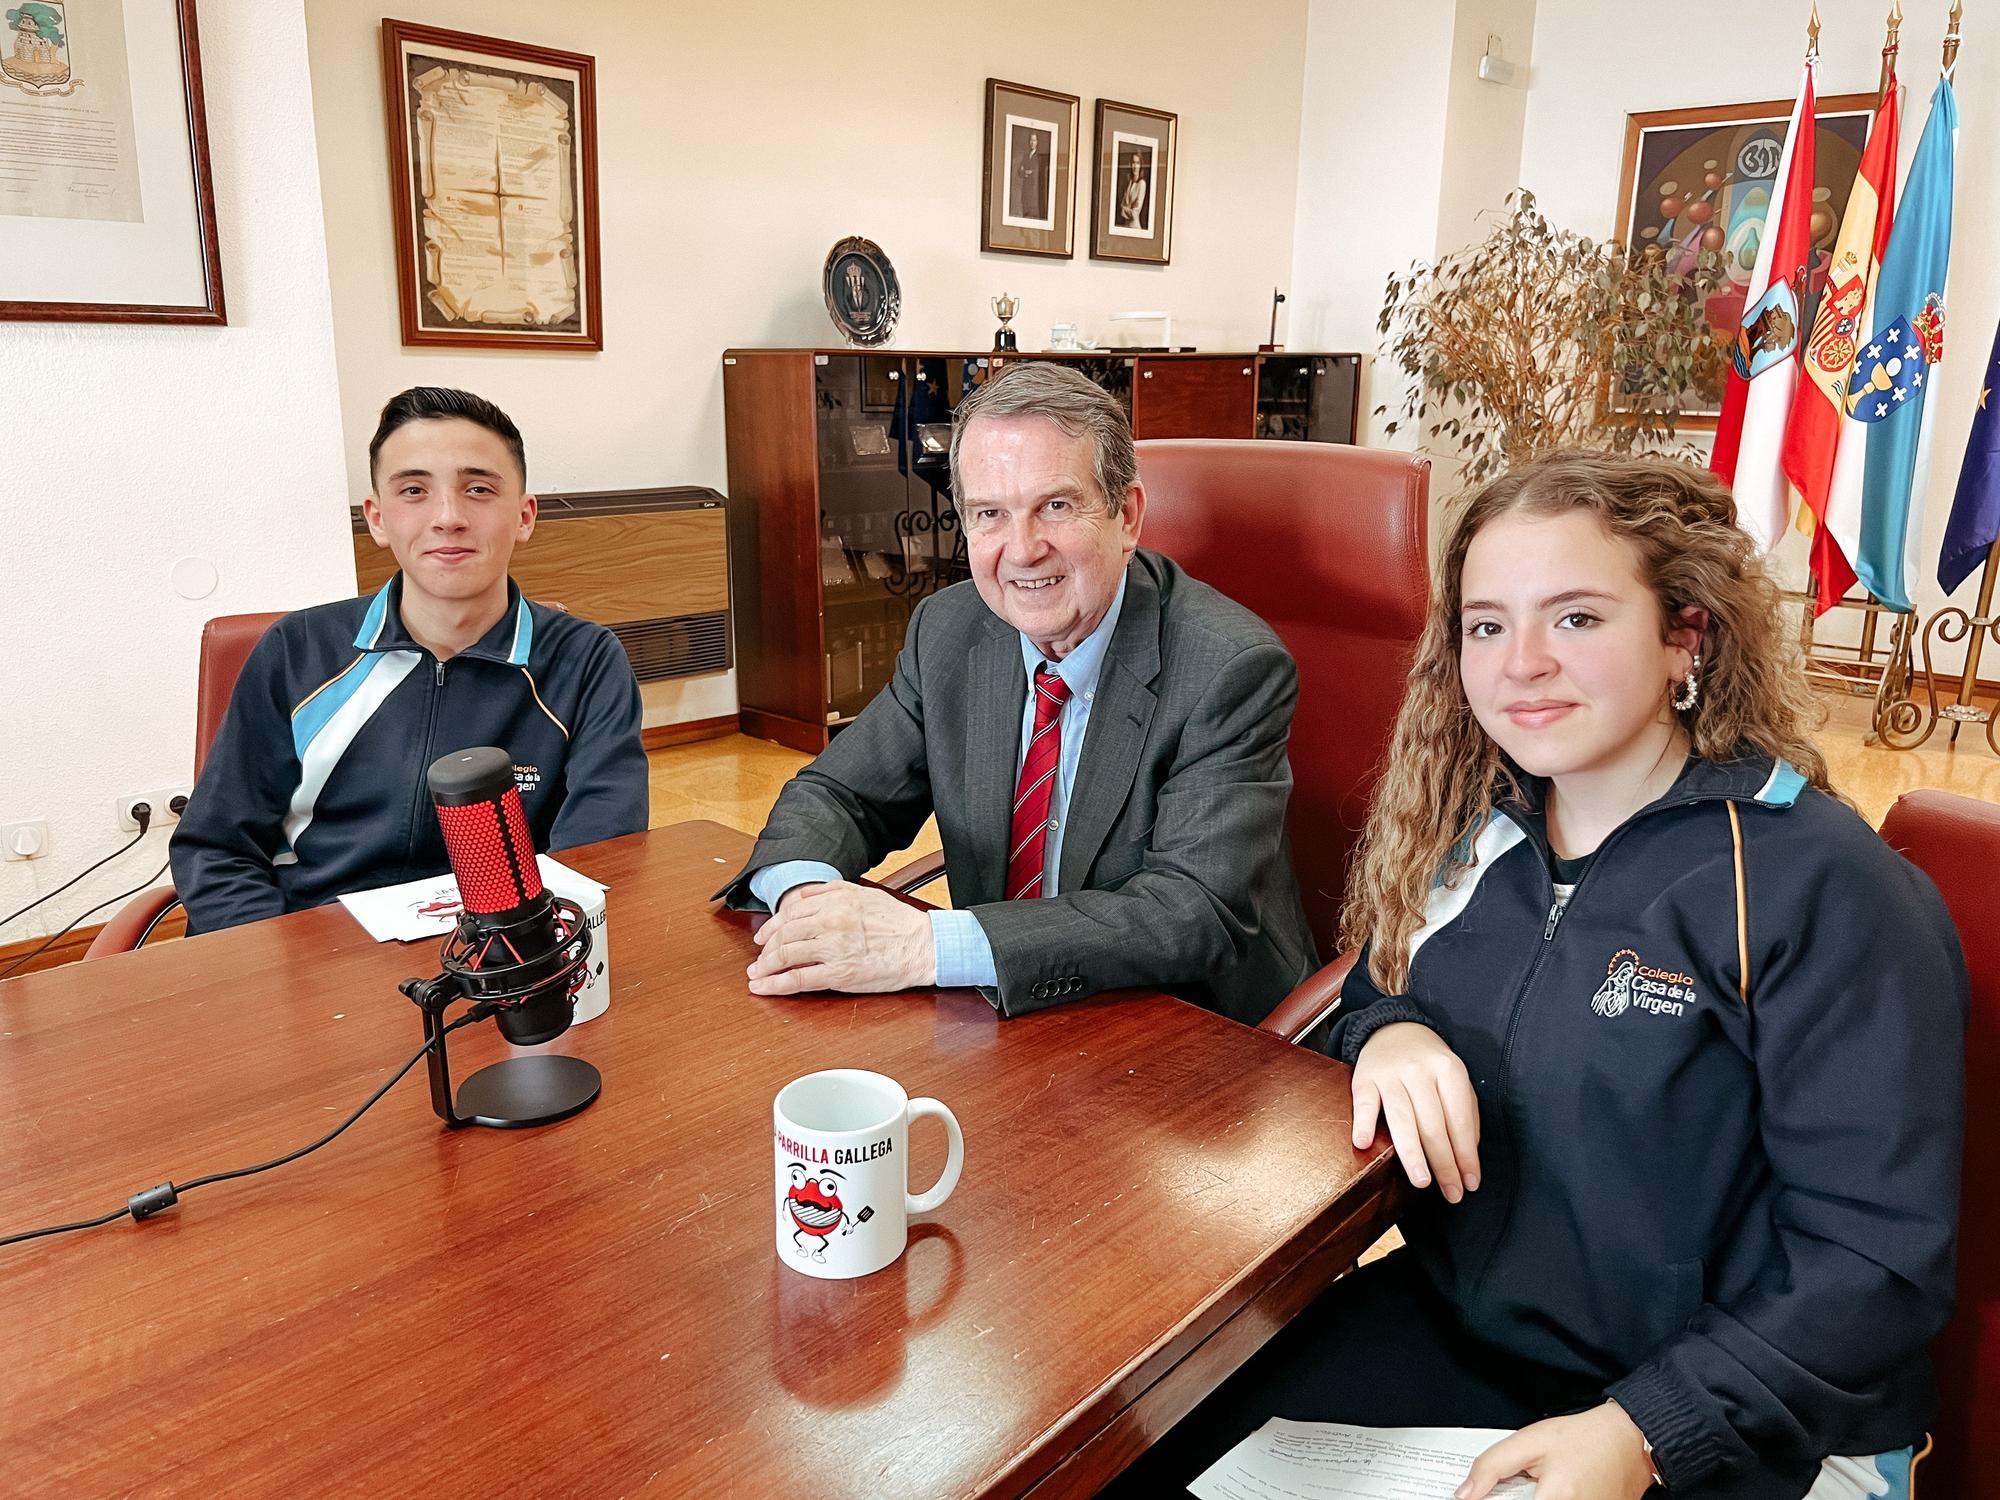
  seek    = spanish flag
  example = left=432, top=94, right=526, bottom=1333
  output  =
left=1781, top=60, right=1900, bottom=614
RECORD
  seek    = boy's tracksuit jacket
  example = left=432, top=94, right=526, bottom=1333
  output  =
left=171, top=576, right=649, bottom=934
left=1328, top=750, right=1968, bottom=1500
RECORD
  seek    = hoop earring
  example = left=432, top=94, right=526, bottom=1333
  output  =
left=1672, top=654, right=1701, bottom=712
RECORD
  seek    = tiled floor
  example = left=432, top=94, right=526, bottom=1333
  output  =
left=652, top=686, right=2000, bottom=858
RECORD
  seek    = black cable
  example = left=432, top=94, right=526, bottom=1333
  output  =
left=0, top=1011, right=486, bottom=1249
left=0, top=1203, right=137, bottom=1247
left=0, top=806, right=152, bottom=932
left=0, top=855, right=171, bottom=983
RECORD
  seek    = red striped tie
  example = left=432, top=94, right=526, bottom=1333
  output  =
left=1006, top=666, right=1072, bottom=900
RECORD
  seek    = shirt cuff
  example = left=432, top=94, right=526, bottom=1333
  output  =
left=747, top=860, right=842, bottom=913
left=930, top=909, right=998, bottom=989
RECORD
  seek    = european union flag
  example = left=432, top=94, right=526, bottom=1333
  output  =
left=1939, top=318, right=2000, bottom=594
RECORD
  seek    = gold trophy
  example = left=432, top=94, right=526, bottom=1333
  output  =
left=991, top=293, right=1019, bottom=352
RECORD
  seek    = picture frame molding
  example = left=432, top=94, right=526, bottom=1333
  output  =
left=979, top=76, right=1079, bottom=260
left=379, top=17, right=604, bottom=351
left=0, top=0, right=225, bottom=325
left=1089, top=96, right=1177, bottom=266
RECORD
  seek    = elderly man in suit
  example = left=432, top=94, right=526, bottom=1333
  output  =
left=717, top=361, right=1315, bottom=1024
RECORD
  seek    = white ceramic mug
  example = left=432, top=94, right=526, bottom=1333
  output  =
left=773, top=1069, right=964, bottom=1280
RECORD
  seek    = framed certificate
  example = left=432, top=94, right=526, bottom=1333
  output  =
left=0, top=0, right=224, bottom=323
left=380, top=18, right=603, bottom=350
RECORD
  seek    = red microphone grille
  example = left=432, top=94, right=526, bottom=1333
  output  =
left=434, top=783, right=545, bottom=916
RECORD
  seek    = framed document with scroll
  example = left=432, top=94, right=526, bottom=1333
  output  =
left=380, top=19, right=602, bottom=350
left=0, top=0, right=224, bottom=324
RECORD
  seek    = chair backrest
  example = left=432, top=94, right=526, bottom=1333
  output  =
left=1135, top=439, right=1430, bottom=952
left=194, top=611, right=285, bottom=779
left=1878, top=789, right=2000, bottom=1500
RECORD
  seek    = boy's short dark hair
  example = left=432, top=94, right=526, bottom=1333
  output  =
left=368, top=387, right=526, bottom=486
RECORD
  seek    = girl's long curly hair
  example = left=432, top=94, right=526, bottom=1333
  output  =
left=1341, top=451, right=1833, bottom=993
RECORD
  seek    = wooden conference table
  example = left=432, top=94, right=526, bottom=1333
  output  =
left=0, top=822, right=1398, bottom=1498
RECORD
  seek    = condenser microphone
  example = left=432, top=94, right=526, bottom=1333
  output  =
left=398, top=746, right=599, bottom=1129
left=429, top=746, right=575, bottom=1046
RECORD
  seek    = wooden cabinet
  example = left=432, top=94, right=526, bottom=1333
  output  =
left=721, top=346, right=1361, bottom=751
left=723, top=349, right=989, bottom=752
left=1132, top=356, right=1258, bottom=438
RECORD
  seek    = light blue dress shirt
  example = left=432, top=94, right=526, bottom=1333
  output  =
left=749, top=575, right=1129, bottom=991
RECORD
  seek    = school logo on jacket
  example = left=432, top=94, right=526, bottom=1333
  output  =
left=513, top=763, right=543, bottom=796
left=1590, top=948, right=1696, bottom=1020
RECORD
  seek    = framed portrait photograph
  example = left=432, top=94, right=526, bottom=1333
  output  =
left=0, top=0, right=224, bottom=323
left=380, top=19, right=602, bottom=350
left=981, top=78, right=1078, bottom=258
left=1090, top=98, right=1176, bottom=265
left=1614, top=90, right=1877, bottom=423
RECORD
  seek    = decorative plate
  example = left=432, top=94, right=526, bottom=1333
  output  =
left=822, top=237, right=900, bottom=347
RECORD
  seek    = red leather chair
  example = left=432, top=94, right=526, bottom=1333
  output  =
left=1139, top=441, right=1429, bottom=1033
left=1878, top=790, right=1999, bottom=1499
left=84, top=611, right=285, bottom=957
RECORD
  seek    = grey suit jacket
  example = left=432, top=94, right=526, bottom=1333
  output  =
left=716, top=549, right=1317, bottom=1024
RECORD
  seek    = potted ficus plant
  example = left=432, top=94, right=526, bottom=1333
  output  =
left=1377, top=190, right=1730, bottom=485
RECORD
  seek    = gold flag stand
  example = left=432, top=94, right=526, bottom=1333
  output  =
left=1868, top=540, right=2000, bottom=753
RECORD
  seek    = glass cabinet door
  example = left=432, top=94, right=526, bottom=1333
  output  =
left=815, top=354, right=911, bottom=723
left=813, top=355, right=994, bottom=725
left=1256, top=355, right=1360, bottom=444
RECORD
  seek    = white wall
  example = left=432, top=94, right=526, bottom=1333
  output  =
left=1288, top=0, right=1457, bottom=447
left=305, top=0, right=1313, bottom=724
left=0, top=0, right=352, bottom=944
left=1434, top=0, right=1537, bottom=254
left=1521, top=0, right=2000, bottom=664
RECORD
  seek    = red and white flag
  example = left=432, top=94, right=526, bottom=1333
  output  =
left=1710, top=57, right=1818, bottom=552
left=1783, top=54, right=1902, bottom=614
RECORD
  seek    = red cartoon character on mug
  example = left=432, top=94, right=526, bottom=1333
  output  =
left=783, top=1162, right=870, bottom=1262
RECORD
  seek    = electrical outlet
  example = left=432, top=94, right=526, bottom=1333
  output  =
left=116, top=787, right=191, bottom=832
left=2, top=820, right=49, bottom=860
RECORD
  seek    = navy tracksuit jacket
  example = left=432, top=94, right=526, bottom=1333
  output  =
left=171, top=576, right=649, bottom=934
left=1328, top=751, right=1968, bottom=1500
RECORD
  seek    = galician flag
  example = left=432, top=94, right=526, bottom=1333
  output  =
left=1710, top=58, right=1816, bottom=553
left=1782, top=65, right=1900, bottom=615
left=1851, top=75, right=1957, bottom=611
left=1937, top=316, right=2000, bottom=595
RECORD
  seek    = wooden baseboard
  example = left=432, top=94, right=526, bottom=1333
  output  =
left=737, top=706, right=830, bottom=755
left=641, top=714, right=738, bottom=751
left=0, top=904, right=188, bottom=981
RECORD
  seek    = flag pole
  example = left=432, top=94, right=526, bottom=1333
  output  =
left=1940, top=541, right=1999, bottom=751
left=1880, top=0, right=1902, bottom=101
left=1938, top=1, right=1985, bottom=748
left=1797, top=3, right=1826, bottom=668
left=1857, top=1, right=1905, bottom=691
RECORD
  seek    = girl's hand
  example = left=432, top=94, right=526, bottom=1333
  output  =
left=1351, top=1022, right=1481, bottom=1202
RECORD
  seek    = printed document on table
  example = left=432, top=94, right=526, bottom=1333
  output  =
left=1191, top=1419, right=1535, bottom=1500
left=337, top=856, right=606, bottom=942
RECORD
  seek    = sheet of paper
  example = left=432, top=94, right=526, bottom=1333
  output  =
left=336, top=856, right=606, bottom=943
left=1191, top=1420, right=1536, bottom=1500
